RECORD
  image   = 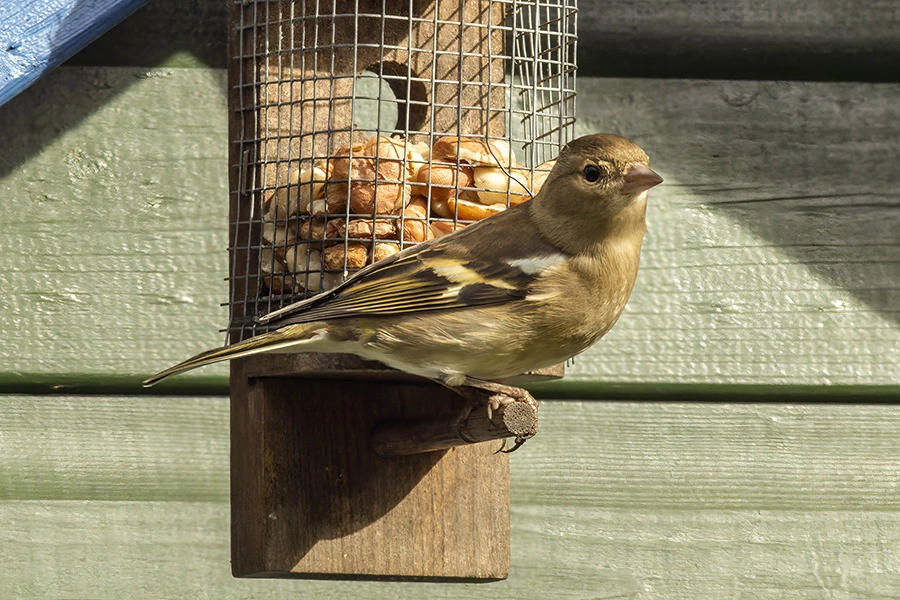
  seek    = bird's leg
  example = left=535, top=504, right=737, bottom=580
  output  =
left=455, top=377, right=535, bottom=417
left=447, top=377, right=539, bottom=452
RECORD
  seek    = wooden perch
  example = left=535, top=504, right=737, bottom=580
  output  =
left=371, top=381, right=539, bottom=457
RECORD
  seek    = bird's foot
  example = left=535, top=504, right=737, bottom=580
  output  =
left=453, top=377, right=539, bottom=451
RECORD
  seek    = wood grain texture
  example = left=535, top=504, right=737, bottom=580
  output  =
left=229, top=369, right=510, bottom=580
left=3, top=396, right=900, bottom=597
left=2, top=70, right=898, bottom=392
left=0, top=65, right=230, bottom=382
left=577, top=0, right=900, bottom=81
left=0, top=395, right=228, bottom=503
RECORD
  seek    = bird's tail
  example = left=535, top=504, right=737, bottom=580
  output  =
left=142, top=324, right=321, bottom=387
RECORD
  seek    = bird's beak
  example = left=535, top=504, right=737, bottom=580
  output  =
left=622, top=163, right=663, bottom=194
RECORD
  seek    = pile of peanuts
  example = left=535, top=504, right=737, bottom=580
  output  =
left=260, top=135, right=554, bottom=295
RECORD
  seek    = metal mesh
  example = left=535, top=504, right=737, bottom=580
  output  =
left=228, top=0, right=577, bottom=342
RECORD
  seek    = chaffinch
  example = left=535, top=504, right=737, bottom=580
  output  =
left=144, top=133, right=662, bottom=390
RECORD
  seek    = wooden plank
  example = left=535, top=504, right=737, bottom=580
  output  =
left=578, top=0, right=900, bottom=81
left=2, top=71, right=898, bottom=392
left=0, top=65, right=230, bottom=385
left=3, top=396, right=900, bottom=597
left=0, top=396, right=228, bottom=502
left=0, top=0, right=152, bottom=106
left=5, top=396, right=900, bottom=509
left=515, top=400, right=900, bottom=511
left=4, top=500, right=899, bottom=599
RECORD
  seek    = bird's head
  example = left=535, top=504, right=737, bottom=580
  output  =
left=529, top=133, right=662, bottom=252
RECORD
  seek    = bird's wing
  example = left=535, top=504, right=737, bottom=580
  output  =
left=259, top=208, right=568, bottom=327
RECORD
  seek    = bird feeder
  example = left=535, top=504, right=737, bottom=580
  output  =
left=227, top=0, right=576, bottom=580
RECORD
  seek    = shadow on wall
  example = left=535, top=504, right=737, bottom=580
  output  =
left=578, top=78, right=900, bottom=330
left=0, top=0, right=227, bottom=180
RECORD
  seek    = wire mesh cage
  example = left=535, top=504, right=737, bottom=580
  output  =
left=229, top=0, right=577, bottom=343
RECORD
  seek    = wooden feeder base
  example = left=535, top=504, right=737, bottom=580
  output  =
left=230, top=355, right=511, bottom=581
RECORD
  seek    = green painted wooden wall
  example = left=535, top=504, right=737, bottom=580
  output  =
left=1, top=0, right=898, bottom=597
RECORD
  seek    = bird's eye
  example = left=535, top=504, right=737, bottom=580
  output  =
left=582, top=164, right=602, bottom=183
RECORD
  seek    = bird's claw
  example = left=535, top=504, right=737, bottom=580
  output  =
left=488, top=393, right=532, bottom=452
left=485, top=393, right=510, bottom=421
left=444, top=377, right=539, bottom=450
left=494, top=435, right=529, bottom=454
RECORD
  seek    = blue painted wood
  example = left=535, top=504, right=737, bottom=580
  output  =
left=0, top=0, right=151, bottom=107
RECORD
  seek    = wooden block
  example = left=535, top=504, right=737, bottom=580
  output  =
left=230, top=359, right=510, bottom=580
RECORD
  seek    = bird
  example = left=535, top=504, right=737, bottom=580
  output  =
left=144, top=133, right=662, bottom=402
